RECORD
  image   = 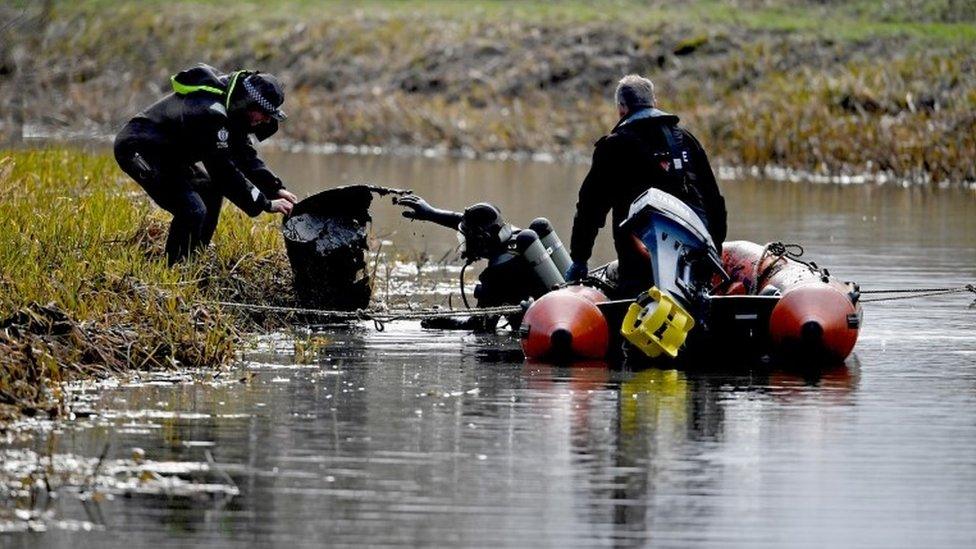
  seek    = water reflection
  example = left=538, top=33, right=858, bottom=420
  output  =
left=507, top=356, right=862, bottom=545
left=3, top=324, right=866, bottom=546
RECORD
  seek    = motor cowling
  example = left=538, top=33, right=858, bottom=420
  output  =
left=620, top=188, right=724, bottom=312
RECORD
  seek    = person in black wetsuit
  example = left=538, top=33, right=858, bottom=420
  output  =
left=398, top=195, right=571, bottom=332
left=114, top=63, right=299, bottom=265
left=397, top=195, right=515, bottom=331
left=565, top=74, right=727, bottom=297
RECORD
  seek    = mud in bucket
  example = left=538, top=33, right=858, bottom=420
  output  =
left=282, top=185, right=407, bottom=311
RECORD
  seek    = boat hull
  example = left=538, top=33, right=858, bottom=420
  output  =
left=518, top=240, right=862, bottom=365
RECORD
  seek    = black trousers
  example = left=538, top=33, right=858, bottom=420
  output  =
left=115, top=142, right=224, bottom=265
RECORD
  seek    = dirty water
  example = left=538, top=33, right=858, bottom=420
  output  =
left=2, top=151, right=975, bottom=547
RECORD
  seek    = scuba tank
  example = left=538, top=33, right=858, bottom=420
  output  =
left=529, top=217, right=572, bottom=275
left=514, top=229, right=564, bottom=292
left=458, top=204, right=565, bottom=307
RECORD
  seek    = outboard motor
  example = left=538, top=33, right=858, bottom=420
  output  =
left=618, top=188, right=727, bottom=358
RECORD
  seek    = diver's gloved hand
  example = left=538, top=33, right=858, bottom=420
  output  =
left=396, top=194, right=435, bottom=221
left=564, top=261, right=589, bottom=282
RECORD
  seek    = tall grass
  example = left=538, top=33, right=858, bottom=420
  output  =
left=0, top=148, right=292, bottom=418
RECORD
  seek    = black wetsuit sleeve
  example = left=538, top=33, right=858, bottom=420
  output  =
left=233, top=135, right=285, bottom=198
left=569, top=139, right=616, bottom=263
left=423, top=209, right=464, bottom=230
left=199, top=122, right=272, bottom=217
left=686, top=131, right=727, bottom=247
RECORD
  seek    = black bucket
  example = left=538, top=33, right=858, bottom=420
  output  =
left=282, top=185, right=408, bottom=311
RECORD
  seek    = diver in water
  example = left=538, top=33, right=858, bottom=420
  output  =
left=397, top=194, right=569, bottom=330
left=566, top=74, right=727, bottom=297
left=114, top=63, right=298, bottom=265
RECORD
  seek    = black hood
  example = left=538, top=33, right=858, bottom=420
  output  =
left=170, top=64, right=228, bottom=97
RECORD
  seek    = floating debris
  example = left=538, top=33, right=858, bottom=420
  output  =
left=0, top=446, right=241, bottom=532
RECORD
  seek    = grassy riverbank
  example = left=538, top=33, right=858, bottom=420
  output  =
left=2, top=1, right=974, bottom=184
left=0, top=149, right=293, bottom=420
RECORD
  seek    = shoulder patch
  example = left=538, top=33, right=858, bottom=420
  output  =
left=208, top=102, right=227, bottom=117
left=215, top=126, right=230, bottom=149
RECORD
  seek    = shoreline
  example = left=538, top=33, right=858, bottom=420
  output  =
left=16, top=126, right=976, bottom=190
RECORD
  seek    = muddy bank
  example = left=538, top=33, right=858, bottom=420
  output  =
left=1, top=2, right=974, bottom=184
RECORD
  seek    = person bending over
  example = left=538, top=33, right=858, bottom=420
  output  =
left=114, top=63, right=298, bottom=265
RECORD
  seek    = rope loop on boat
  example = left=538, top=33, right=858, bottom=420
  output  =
left=765, top=241, right=804, bottom=260
left=753, top=241, right=827, bottom=293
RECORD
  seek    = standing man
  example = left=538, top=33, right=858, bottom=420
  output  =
left=114, top=63, right=298, bottom=265
left=565, top=74, right=727, bottom=296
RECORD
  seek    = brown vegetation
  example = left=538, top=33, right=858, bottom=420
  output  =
left=1, top=2, right=974, bottom=184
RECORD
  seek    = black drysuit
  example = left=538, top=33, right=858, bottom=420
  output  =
left=569, top=109, right=727, bottom=295
left=114, top=65, right=285, bottom=264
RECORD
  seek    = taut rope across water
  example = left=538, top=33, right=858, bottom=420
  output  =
left=208, top=282, right=976, bottom=327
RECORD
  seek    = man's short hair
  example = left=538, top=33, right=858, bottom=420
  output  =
left=615, top=74, right=656, bottom=111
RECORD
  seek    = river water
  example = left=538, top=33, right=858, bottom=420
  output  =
left=3, top=150, right=975, bottom=547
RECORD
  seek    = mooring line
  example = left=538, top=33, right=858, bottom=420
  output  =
left=207, top=300, right=524, bottom=321
left=858, top=284, right=976, bottom=304
left=208, top=282, right=975, bottom=322
left=860, top=285, right=974, bottom=294
left=207, top=297, right=636, bottom=323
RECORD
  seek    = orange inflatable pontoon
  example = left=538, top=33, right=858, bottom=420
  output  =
left=717, top=240, right=862, bottom=361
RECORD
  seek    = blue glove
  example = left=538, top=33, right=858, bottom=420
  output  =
left=564, top=261, right=589, bottom=282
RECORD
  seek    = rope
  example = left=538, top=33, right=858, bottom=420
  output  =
left=209, top=300, right=524, bottom=322
left=861, top=286, right=969, bottom=294
left=211, top=282, right=973, bottom=325
left=858, top=284, right=975, bottom=304
left=752, top=241, right=826, bottom=294
left=460, top=260, right=474, bottom=310
left=208, top=296, right=637, bottom=326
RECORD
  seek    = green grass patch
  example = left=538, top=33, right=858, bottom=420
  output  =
left=37, top=0, right=976, bottom=43
left=0, top=148, right=292, bottom=419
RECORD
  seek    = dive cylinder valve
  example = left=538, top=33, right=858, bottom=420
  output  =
left=529, top=218, right=572, bottom=275
left=621, top=287, right=696, bottom=358
left=515, top=229, right=565, bottom=291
